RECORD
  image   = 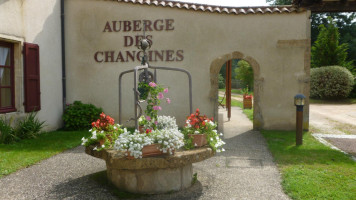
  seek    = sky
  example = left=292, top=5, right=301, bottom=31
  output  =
left=170, top=0, right=270, bottom=7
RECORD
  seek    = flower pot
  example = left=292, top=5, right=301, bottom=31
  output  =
left=98, top=134, right=113, bottom=146
left=189, top=134, right=207, bottom=147
left=127, top=143, right=167, bottom=159
left=243, top=98, right=252, bottom=109
left=139, top=125, right=145, bottom=133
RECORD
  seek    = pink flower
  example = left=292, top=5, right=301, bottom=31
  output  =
left=149, top=82, right=156, bottom=87
left=164, top=88, right=169, bottom=93
left=154, top=121, right=158, bottom=125
left=153, top=106, right=162, bottom=110
left=166, top=98, right=171, bottom=104
left=157, top=92, right=164, bottom=99
left=146, top=116, right=151, bottom=121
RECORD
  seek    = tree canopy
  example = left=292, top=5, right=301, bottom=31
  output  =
left=234, top=60, right=254, bottom=91
left=311, top=17, right=353, bottom=71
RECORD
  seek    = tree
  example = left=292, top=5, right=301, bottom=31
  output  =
left=311, top=17, right=353, bottom=71
left=311, top=13, right=356, bottom=68
left=234, top=60, right=254, bottom=91
left=266, top=0, right=292, bottom=5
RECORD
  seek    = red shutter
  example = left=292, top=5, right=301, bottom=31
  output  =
left=24, top=42, right=41, bottom=112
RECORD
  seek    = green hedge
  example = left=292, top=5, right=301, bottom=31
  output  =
left=310, top=66, right=354, bottom=99
left=62, top=101, right=102, bottom=130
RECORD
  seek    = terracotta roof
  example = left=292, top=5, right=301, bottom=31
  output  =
left=117, top=0, right=300, bottom=15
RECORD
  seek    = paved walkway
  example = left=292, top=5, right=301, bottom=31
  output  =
left=0, top=107, right=289, bottom=200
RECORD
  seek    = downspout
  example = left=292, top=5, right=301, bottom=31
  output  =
left=60, top=0, right=66, bottom=112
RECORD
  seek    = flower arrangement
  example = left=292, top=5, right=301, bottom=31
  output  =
left=183, top=109, right=225, bottom=152
left=151, top=128, right=184, bottom=154
left=114, top=130, right=154, bottom=159
left=156, top=115, right=178, bottom=130
left=114, top=119, right=184, bottom=159
left=144, top=82, right=170, bottom=129
left=81, top=112, right=124, bottom=151
left=242, top=86, right=253, bottom=99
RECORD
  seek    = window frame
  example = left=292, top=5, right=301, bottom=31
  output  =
left=0, top=41, right=16, bottom=113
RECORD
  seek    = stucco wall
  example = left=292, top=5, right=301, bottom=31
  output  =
left=0, top=0, right=63, bottom=131
left=65, top=0, right=310, bottom=130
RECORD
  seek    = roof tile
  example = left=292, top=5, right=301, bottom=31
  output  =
left=117, top=0, right=299, bottom=15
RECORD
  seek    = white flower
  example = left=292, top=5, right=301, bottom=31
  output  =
left=194, top=143, right=197, bottom=147
left=102, top=145, right=105, bottom=148
left=93, top=147, right=97, bottom=151
left=222, top=148, right=225, bottom=152
left=220, top=133, right=223, bottom=136
left=194, top=131, right=200, bottom=134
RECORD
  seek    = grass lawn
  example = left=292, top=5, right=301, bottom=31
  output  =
left=262, top=130, right=356, bottom=200
left=310, top=98, right=356, bottom=104
left=0, top=130, right=89, bottom=178
left=218, top=97, right=253, bottom=121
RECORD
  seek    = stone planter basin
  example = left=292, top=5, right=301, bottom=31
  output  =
left=85, top=146, right=215, bottom=194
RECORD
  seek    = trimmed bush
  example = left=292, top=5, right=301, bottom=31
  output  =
left=310, top=66, right=354, bottom=99
left=63, top=101, right=102, bottom=130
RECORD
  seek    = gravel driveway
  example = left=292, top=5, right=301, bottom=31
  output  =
left=310, top=104, right=356, bottom=135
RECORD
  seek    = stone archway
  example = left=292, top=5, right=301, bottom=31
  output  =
left=209, top=51, right=264, bottom=130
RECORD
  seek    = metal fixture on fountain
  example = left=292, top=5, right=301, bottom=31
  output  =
left=118, top=23, right=193, bottom=129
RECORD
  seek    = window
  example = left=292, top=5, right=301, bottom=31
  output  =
left=0, top=41, right=15, bottom=113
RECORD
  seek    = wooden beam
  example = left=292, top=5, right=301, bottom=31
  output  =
left=226, top=60, right=232, bottom=120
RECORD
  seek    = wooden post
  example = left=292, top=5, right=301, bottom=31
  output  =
left=226, top=60, right=232, bottom=120
left=296, top=106, right=304, bottom=145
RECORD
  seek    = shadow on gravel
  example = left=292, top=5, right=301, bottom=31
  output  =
left=49, top=170, right=204, bottom=200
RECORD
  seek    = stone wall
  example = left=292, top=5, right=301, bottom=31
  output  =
left=65, top=0, right=311, bottom=130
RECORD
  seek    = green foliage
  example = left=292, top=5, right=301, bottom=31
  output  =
left=262, top=131, right=356, bottom=200
left=0, top=118, right=17, bottom=144
left=349, top=83, right=356, bottom=98
left=234, top=60, right=254, bottom=91
left=218, top=74, right=225, bottom=89
left=191, top=173, right=198, bottom=185
left=15, top=112, right=45, bottom=140
left=63, top=101, right=102, bottom=130
left=138, top=82, right=150, bottom=100
left=310, top=66, right=354, bottom=99
left=0, top=113, right=45, bottom=144
left=183, top=136, right=195, bottom=150
left=266, top=0, right=292, bottom=5
left=311, top=17, right=353, bottom=70
left=311, top=13, right=356, bottom=74
left=219, top=59, right=239, bottom=80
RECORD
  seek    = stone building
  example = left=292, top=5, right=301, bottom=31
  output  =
left=0, top=0, right=313, bottom=131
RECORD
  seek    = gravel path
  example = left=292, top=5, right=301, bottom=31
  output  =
left=0, top=107, right=289, bottom=200
left=310, top=104, right=356, bottom=135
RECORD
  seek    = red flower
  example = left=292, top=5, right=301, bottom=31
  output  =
left=145, top=129, right=152, bottom=134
